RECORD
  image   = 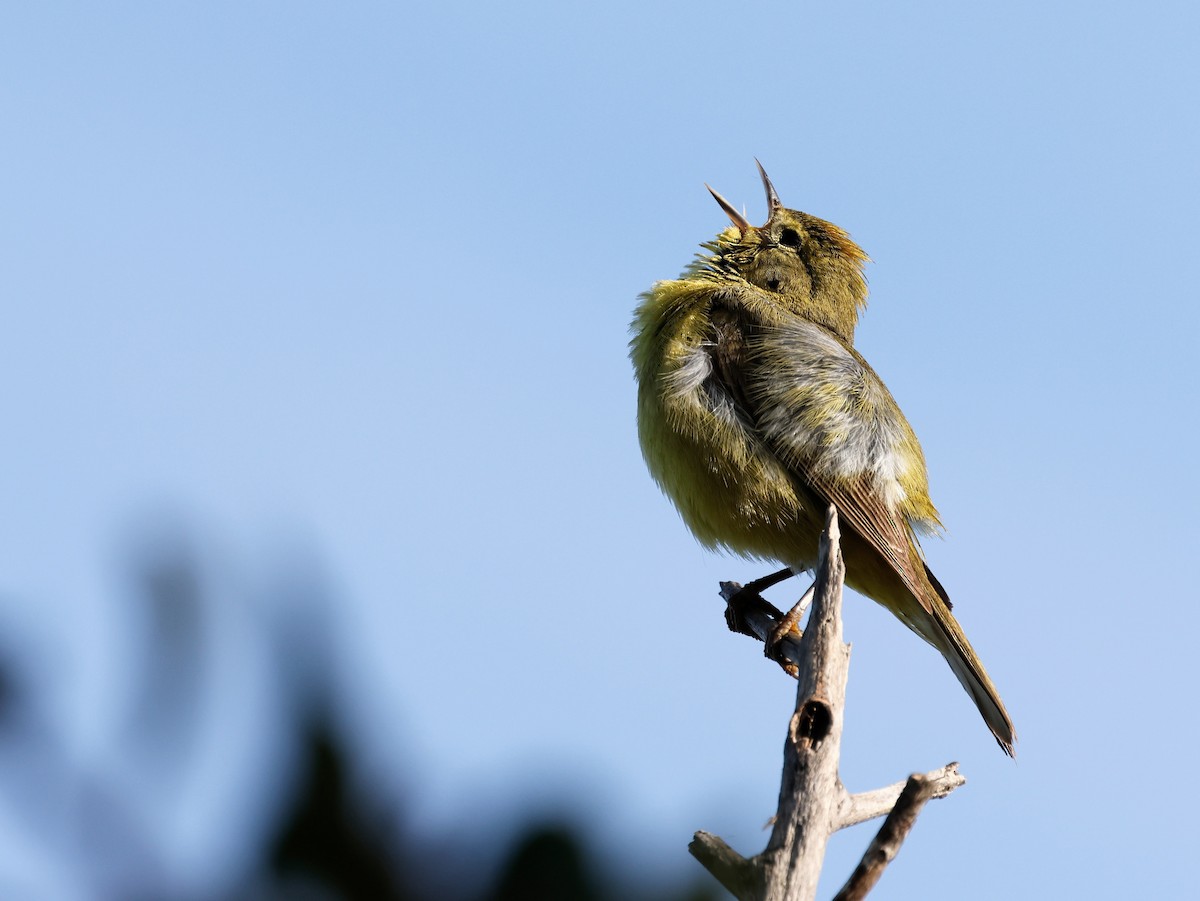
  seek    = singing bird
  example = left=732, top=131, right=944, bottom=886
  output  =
left=630, top=163, right=1015, bottom=754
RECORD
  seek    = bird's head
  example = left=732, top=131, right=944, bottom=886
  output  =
left=705, top=162, right=870, bottom=342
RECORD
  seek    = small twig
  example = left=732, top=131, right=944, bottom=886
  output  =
left=688, top=832, right=758, bottom=900
left=837, top=763, right=964, bottom=830
left=832, top=772, right=945, bottom=901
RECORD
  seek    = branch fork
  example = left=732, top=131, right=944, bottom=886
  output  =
left=689, top=507, right=966, bottom=900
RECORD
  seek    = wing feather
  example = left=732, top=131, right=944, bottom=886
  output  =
left=708, top=304, right=933, bottom=609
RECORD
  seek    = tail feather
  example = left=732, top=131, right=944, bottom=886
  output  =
left=916, top=592, right=1016, bottom=756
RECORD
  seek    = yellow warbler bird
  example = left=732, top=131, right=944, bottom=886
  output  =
left=630, top=163, right=1015, bottom=754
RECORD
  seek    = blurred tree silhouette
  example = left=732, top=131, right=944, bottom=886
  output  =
left=267, top=720, right=414, bottom=900
left=488, top=825, right=601, bottom=901
left=0, top=515, right=726, bottom=900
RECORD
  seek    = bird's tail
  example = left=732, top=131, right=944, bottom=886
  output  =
left=912, top=581, right=1016, bottom=756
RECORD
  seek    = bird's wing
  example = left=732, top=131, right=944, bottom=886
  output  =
left=707, top=300, right=1016, bottom=754
left=710, top=305, right=933, bottom=609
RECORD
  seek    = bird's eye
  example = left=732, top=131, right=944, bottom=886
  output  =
left=779, top=228, right=800, bottom=247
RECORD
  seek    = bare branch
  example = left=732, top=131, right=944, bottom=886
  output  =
left=689, top=506, right=969, bottom=899
left=837, top=763, right=965, bottom=831
left=831, top=772, right=946, bottom=901
left=688, top=832, right=757, bottom=901
left=753, top=507, right=849, bottom=901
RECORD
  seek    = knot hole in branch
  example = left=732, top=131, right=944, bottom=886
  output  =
left=792, top=698, right=832, bottom=749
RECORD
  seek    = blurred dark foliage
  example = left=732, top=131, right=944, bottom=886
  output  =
left=261, top=716, right=725, bottom=900
left=0, top=520, right=723, bottom=901
left=487, top=825, right=601, bottom=901
left=266, top=720, right=414, bottom=900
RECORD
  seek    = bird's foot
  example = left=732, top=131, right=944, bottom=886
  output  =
left=743, top=566, right=796, bottom=596
left=724, top=582, right=787, bottom=638
left=763, top=583, right=815, bottom=673
left=722, top=568, right=794, bottom=638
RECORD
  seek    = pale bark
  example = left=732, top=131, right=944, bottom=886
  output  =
left=688, top=507, right=965, bottom=900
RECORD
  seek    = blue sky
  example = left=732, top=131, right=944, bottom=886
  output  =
left=2, top=2, right=1198, bottom=897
